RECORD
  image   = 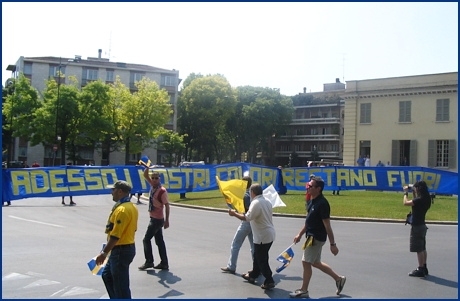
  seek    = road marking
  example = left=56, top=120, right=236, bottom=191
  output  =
left=8, top=215, right=65, bottom=228
left=50, top=286, right=69, bottom=297
left=2, top=272, right=32, bottom=281
left=61, top=286, right=99, bottom=297
left=23, top=279, right=60, bottom=288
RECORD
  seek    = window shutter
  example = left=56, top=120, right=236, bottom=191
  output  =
left=448, top=139, right=456, bottom=169
left=410, top=140, right=417, bottom=166
left=427, top=140, right=436, bottom=167
left=391, top=140, right=399, bottom=166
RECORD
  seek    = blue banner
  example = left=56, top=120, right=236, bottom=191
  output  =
left=1, top=163, right=458, bottom=202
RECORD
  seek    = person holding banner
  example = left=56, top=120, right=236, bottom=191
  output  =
left=290, top=176, right=346, bottom=298
left=138, top=169, right=170, bottom=271
left=96, top=180, right=138, bottom=299
left=221, top=176, right=254, bottom=274
left=228, top=183, right=276, bottom=290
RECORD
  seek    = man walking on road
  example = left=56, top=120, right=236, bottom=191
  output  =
left=96, top=180, right=138, bottom=299
left=290, top=176, right=346, bottom=298
left=221, top=176, right=254, bottom=274
left=138, top=169, right=170, bottom=270
left=228, top=183, right=276, bottom=290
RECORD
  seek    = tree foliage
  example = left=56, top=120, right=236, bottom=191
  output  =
left=109, top=77, right=172, bottom=164
left=159, top=131, right=187, bottom=166
left=178, top=74, right=236, bottom=163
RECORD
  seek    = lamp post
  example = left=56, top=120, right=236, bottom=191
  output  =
left=54, top=57, right=68, bottom=166
left=6, top=79, right=15, bottom=167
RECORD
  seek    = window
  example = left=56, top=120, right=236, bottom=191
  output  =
left=428, top=139, right=456, bottom=168
left=49, top=65, right=66, bottom=77
left=134, top=73, right=143, bottom=82
left=79, top=150, right=94, bottom=160
left=399, top=101, right=411, bottom=123
left=436, top=99, right=449, bottom=122
left=106, top=70, right=114, bottom=82
left=163, top=76, right=176, bottom=86
left=311, top=128, right=318, bottom=135
left=360, top=103, right=371, bottom=124
left=129, top=153, right=140, bottom=162
left=86, top=69, right=98, bottom=80
left=24, top=63, right=32, bottom=75
left=19, top=146, right=27, bottom=157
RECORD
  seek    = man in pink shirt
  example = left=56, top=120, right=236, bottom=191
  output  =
left=138, top=169, right=170, bottom=270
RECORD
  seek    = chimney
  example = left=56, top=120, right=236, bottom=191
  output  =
left=336, top=78, right=340, bottom=83
left=98, top=49, right=102, bottom=59
left=303, top=87, right=306, bottom=93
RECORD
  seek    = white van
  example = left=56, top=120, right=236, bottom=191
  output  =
left=179, top=161, right=205, bottom=167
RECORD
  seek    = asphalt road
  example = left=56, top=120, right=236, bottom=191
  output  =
left=2, top=195, right=458, bottom=299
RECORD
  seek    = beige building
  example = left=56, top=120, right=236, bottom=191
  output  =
left=6, top=50, right=180, bottom=166
left=342, top=72, right=458, bottom=172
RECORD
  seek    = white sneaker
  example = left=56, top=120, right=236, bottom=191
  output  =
left=289, top=289, right=309, bottom=298
left=336, top=276, right=346, bottom=295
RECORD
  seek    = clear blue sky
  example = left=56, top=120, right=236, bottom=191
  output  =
left=2, top=2, right=458, bottom=96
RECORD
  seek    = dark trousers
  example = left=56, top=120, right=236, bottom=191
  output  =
left=102, top=244, right=135, bottom=299
left=143, top=217, right=168, bottom=265
left=249, top=241, right=274, bottom=285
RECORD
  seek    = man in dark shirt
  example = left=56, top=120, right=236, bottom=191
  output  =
left=403, top=180, right=431, bottom=277
left=290, top=176, right=346, bottom=298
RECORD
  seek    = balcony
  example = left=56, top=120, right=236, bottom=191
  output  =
left=290, top=117, right=340, bottom=125
left=278, top=134, right=340, bottom=141
left=275, top=150, right=341, bottom=158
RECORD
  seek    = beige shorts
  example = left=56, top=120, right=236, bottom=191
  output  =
left=302, top=239, right=326, bottom=264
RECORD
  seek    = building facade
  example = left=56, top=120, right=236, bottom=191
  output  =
left=274, top=79, right=346, bottom=167
left=6, top=51, right=180, bottom=166
left=342, top=72, right=458, bottom=172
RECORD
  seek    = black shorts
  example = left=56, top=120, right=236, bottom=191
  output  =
left=410, top=224, right=428, bottom=252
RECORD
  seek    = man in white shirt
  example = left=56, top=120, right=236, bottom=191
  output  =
left=228, top=183, right=276, bottom=290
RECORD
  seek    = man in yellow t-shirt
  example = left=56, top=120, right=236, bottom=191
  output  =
left=96, top=180, right=138, bottom=299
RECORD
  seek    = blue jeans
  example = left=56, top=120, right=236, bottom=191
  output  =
left=142, top=217, right=168, bottom=265
left=227, top=220, right=254, bottom=271
left=102, top=244, right=135, bottom=299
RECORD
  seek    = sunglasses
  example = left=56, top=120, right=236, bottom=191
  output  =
left=307, top=184, right=317, bottom=188
left=151, top=177, right=160, bottom=180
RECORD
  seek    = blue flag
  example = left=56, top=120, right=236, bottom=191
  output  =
left=87, top=243, right=109, bottom=276
left=138, top=155, right=154, bottom=168
left=276, top=245, right=294, bottom=273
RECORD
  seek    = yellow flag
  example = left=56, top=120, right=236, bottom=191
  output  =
left=216, top=176, right=247, bottom=213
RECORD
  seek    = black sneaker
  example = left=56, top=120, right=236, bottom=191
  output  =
left=138, top=263, right=155, bottom=270
left=154, top=263, right=169, bottom=270
left=408, top=268, right=425, bottom=277
left=424, top=265, right=429, bottom=276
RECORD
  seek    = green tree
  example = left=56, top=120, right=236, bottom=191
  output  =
left=228, top=86, right=294, bottom=165
left=159, top=130, right=187, bottom=166
left=2, top=74, right=41, bottom=162
left=109, top=77, right=172, bottom=164
left=179, top=74, right=236, bottom=163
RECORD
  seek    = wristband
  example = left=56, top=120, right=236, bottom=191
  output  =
left=330, top=243, right=336, bottom=246
left=100, top=251, right=108, bottom=257
left=404, top=192, right=408, bottom=196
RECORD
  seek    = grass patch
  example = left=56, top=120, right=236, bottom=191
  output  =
left=166, top=190, right=458, bottom=222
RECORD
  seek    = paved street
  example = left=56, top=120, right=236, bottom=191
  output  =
left=2, top=195, right=458, bottom=299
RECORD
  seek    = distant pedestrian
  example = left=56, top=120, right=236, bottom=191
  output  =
left=356, top=155, right=364, bottom=167
left=62, top=162, right=76, bottom=205
left=386, top=161, right=391, bottom=166
left=364, top=155, right=370, bottom=167
left=376, top=160, right=385, bottom=167
left=130, top=192, right=142, bottom=204
left=31, top=161, right=40, bottom=167
left=2, top=163, right=11, bottom=206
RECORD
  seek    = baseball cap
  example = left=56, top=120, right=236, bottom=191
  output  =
left=107, top=180, right=132, bottom=192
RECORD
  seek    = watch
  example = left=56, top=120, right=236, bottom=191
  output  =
left=330, top=243, right=336, bottom=246
left=100, top=251, right=108, bottom=257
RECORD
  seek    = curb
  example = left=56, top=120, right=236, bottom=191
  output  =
left=138, top=197, right=457, bottom=226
